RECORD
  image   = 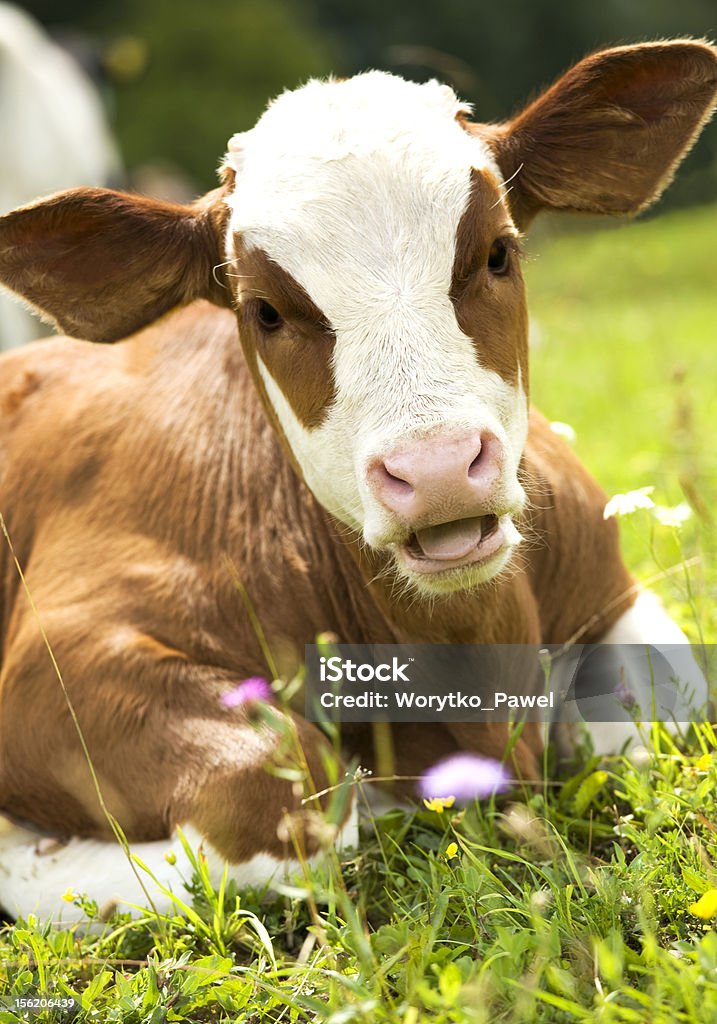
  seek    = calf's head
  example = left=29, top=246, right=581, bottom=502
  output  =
left=1, top=41, right=716, bottom=595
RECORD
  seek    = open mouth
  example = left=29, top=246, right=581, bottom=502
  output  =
left=399, top=514, right=506, bottom=575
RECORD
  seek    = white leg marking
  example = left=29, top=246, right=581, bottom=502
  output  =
left=559, top=590, right=709, bottom=756
left=0, top=804, right=359, bottom=924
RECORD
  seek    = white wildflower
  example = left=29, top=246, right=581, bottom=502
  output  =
left=603, top=486, right=655, bottom=520
left=652, top=503, right=692, bottom=529
left=549, top=421, right=577, bottom=444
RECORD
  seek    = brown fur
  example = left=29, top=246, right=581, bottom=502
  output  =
left=450, top=169, right=528, bottom=387
left=232, top=241, right=337, bottom=429
left=0, top=40, right=715, bottom=867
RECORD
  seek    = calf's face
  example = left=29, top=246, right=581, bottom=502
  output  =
left=0, top=41, right=715, bottom=596
left=225, top=75, right=529, bottom=592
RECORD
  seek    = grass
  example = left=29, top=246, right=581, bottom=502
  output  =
left=2, top=202, right=717, bottom=1022
left=527, top=203, right=717, bottom=645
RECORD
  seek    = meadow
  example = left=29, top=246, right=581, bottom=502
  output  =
left=1, top=201, right=716, bottom=1023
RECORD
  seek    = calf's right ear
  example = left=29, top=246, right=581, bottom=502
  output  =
left=0, top=184, right=233, bottom=343
left=484, top=40, right=717, bottom=227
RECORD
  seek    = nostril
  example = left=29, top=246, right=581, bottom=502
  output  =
left=467, top=433, right=500, bottom=480
left=468, top=447, right=484, bottom=479
left=377, top=462, right=415, bottom=499
left=386, top=474, right=414, bottom=497
left=368, top=458, right=413, bottom=505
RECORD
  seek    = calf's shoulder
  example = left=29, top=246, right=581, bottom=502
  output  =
left=522, top=408, right=634, bottom=643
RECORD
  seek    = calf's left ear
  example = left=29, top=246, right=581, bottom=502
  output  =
left=0, top=184, right=232, bottom=343
left=483, top=40, right=717, bottom=227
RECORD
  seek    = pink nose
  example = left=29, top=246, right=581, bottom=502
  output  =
left=367, top=430, right=503, bottom=523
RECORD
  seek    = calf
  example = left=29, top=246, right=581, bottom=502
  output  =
left=0, top=41, right=715, bottom=921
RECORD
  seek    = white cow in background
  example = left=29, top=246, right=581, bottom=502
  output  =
left=0, top=3, right=119, bottom=349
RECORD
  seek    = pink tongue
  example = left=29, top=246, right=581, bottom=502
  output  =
left=414, top=517, right=485, bottom=561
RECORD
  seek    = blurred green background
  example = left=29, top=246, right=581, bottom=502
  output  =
left=16, top=0, right=717, bottom=202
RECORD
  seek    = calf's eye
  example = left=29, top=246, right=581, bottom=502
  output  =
left=487, top=239, right=511, bottom=275
left=256, top=300, right=284, bottom=331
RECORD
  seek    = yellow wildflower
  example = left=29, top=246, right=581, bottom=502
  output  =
left=690, top=890, right=717, bottom=920
left=445, top=842, right=459, bottom=859
left=423, top=796, right=456, bottom=812
left=165, top=850, right=177, bottom=865
left=696, top=754, right=712, bottom=773
left=61, top=888, right=77, bottom=903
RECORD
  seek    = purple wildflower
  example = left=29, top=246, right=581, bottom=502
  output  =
left=614, top=670, right=636, bottom=710
left=222, top=676, right=274, bottom=708
left=418, top=753, right=510, bottom=804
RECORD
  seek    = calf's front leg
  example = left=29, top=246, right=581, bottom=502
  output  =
left=552, top=590, right=709, bottom=756
left=0, top=704, right=357, bottom=923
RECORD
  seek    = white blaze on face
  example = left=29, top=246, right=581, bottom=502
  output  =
left=225, top=72, right=528, bottom=553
